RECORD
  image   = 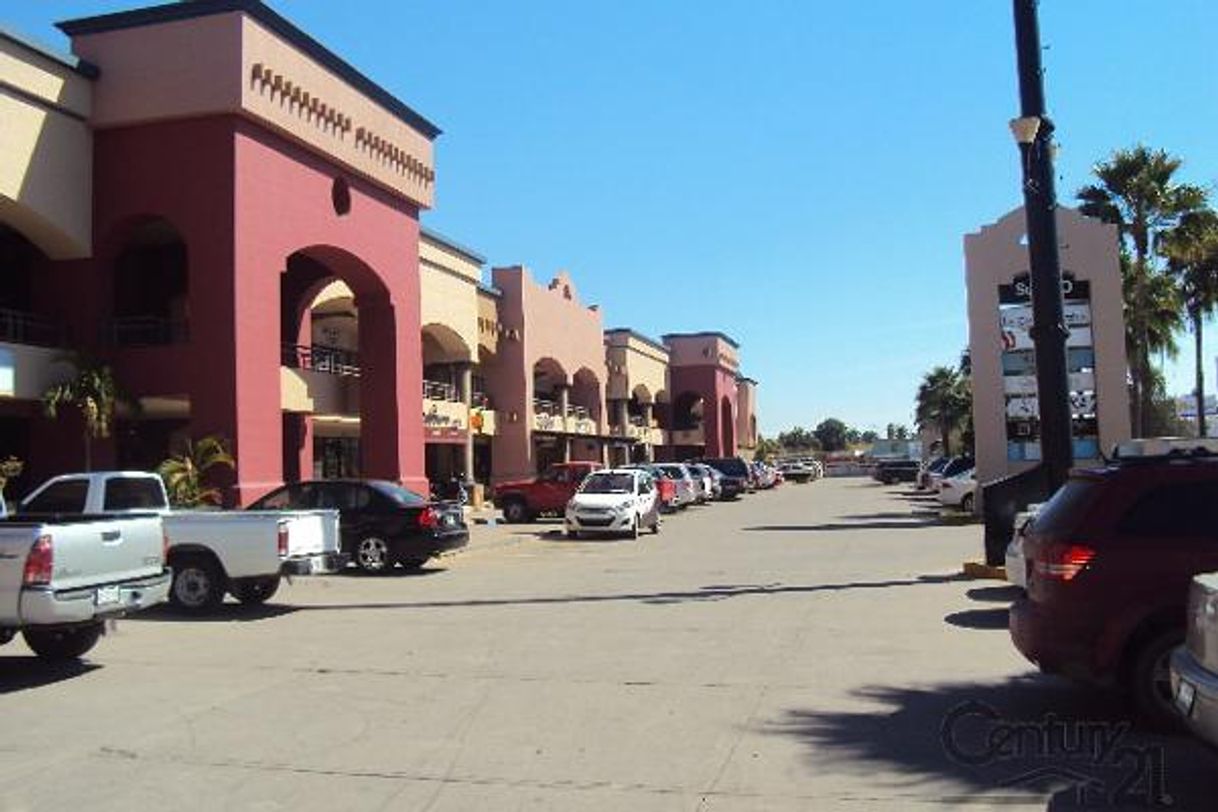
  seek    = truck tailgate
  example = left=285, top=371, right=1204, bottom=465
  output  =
left=245, top=510, right=341, bottom=557
left=0, top=527, right=35, bottom=622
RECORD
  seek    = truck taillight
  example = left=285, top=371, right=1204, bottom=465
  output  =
left=418, top=506, right=440, bottom=529
left=277, top=523, right=289, bottom=557
left=1034, top=543, right=1096, bottom=582
left=23, top=534, right=54, bottom=586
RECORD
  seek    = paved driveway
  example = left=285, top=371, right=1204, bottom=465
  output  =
left=2, top=479, right=1216, bottom=810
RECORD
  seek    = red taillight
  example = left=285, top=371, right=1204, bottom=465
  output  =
left=1034, top=543, right=1096, bottom=582
left=418, top=506, right=440, bottom=529
left=23, top=534, right=54, bottom=586
left=277, top=523, right=289, bottom=557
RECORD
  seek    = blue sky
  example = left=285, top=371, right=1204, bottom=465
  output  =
left=7, top=1, right=1217, bottom=436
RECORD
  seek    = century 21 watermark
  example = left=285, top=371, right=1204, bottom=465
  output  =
left=940, top=700, right=1171, bottom=807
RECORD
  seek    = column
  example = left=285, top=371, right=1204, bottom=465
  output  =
left=615, top=399, right=629, bottom=432
left=642, top=403, right=655, bottom=461
left=460, top=363, right=475, bottom=478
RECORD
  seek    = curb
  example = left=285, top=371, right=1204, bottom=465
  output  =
left=962, top=561, right=1007, bottom=580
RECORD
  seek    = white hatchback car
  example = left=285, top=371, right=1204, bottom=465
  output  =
left=938, top=468, right=977, bottom=512
left=565, top=469, right=661, bottom=539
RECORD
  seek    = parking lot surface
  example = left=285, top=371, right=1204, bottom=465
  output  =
left=3, top=479, right=1217, bottom=810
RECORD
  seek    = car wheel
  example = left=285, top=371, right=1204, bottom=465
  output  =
left=170, top=554, right=225, bottom=614
left=23, top=622, right=104, bottom=661
left=231, top=575, right=280, bottom=606
left=1127, top=626, right=1186, bottom=730
left=355, top=537, right=393, bottom=573
left=502, top=500, right=530, bottom=523
left=960, top=493, right=975, bottom=513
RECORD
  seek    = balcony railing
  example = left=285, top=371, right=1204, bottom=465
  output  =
left=534, top=397, right=556, bottom=416
left=0, top=307, right=65, bottom=347
left=566, top=404, right=590, bottom=421
left=109, top=316, right=189, bottom=347
left=281, top=343, right=361, bottom=376
left=423, top=379, right=460, bottom=402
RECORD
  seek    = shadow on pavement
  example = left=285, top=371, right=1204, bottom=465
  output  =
left=127, top=603, right=299, bottom=623
left=0, top=657, right=101, bottom=694
left=768, top=674, right=1218, bottom=809
left=745, top=519, right=940, bottom=532
left=968, top=585, right=1024, bottom=603
left=285, top=573, right=971, bottom=612
left=337, top=564, right=449, bottom=578
left=944, top=607, right=1011, bottom=630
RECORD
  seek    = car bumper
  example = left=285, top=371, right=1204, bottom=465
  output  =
left=1009, top=596, right=1104, bottom=682
left=282, top=551, right=348, bottom=576
left=1171, top=647, right=1218, bottom=746
left=19, top=568, right=172, bottom=626
left=1005, top=548, right=1026, bottom=589
left=566, top=513, right=634, bottom=534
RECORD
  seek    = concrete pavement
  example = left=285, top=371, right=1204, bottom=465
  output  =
left=2, top=479, right=1216, bottom=810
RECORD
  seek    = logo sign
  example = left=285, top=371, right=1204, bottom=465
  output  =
left=999, top=272, right=1091, bottom=304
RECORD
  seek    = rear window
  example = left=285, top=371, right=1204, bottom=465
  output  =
left=104, top=477, right=165, bottom=511
left=1031, top=477, right=1102, bottom=538
left=22, top=479, right=89, bottom=514
left=1116, top=481, right=1218, bottom=539
left=706, top=458, right=748, bottom=476
left=371, top=482, right=427, bottom=507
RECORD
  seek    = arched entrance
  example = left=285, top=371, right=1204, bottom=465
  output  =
left=111, top=217, right=189, bottom=346
left=422, top=322, right=474, bottom=486
left=721, top=396, right=736, bottom=455
left=532, top=357, right=568, bottom=470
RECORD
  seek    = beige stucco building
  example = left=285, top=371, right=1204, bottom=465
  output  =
left=966, top=206, right=1130, bottom=486
left=605, top=329, right=670, bottom=463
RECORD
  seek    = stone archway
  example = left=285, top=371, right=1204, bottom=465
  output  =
left=720, top=396, right=736, bottom=455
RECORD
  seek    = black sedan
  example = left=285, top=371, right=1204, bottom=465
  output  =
left=249, top=479, right=468, bottom=573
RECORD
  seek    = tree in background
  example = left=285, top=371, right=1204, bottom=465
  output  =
left=777, top=426, right=818, bottom=451
left=42, top=354, right=123, bottom=472
left=1077, top=145, right=1206, bottom=436
left=754, top=435, right=782, bottom=460
left=915, top=366, right=970, bottom=457
left=814, top=418, right=849, bottom=452
left=158, top=436, right=236, bottom=508
left=885, top=423, right=911, bottom=440
left=860, top=430, right=879, bottom=444
left=1161, top=207, right=1218, bottom=437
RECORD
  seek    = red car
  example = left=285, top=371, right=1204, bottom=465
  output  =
left=624, top=464, right=678, bottom=512
left=1010, top=452, right=1218, bottom=726
left=492, top=461, right=602, bottom=523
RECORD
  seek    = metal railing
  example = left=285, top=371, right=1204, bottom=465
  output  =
left=109, top=316, right=189, bottom=347
left=0, top=307, right=65, bottom=347
left=533, top=397, right=556, bottom=415
left=566, top=404, right=590, bottom=420
left=423, top=379, right=460, bottom=402
left=281, top=343, right=361, bottom=376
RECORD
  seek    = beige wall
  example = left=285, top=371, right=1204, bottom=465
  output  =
left=0, top=34, right=93, bottom=258
left=70, top=11, right=434, bottom=209
left=605, top=331, right=669, bottom=403
left=477, top=289, right=501, bottom=359
left=737, top=380, right=757, bottom=448
left=666, top=334, right=741, bottom=374
left=420, top=234, right=480, bottom=360
left=965, top=206, right=1130, bottom=485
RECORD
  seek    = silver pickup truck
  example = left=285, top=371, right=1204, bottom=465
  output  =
left=0, top=496, right=170, bottom=660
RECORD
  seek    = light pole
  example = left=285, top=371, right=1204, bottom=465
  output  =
left=1011, top=0, right=1072, bottom=492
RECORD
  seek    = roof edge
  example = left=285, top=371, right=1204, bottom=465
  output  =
left=0, top=25, right=99, bottom=78
left=661, top=331, right=741, bottom=350
left=421, top=226, right=486, bottom=266
left=605, top=327, right=670, bottom=356
left=56, top=0, right=439, bottom=138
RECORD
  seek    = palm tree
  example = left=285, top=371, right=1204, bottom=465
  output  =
left=915, top=366, right=970, bottom=456
left=1162, top=208, right=1218, bottom=436
left=157, top=436, right=236, bottom=507
left=1077, top=145, right=1207, bottom=436
left=42, top=355, right=122, bottom=471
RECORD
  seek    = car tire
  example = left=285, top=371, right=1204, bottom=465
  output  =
left=1127, top=626, right=1186, bottom=730
left=502, top=500, right=530, bottom=524
left=630, top=516, right=640, bottom=540
left=231, top=575, right=281, bottom=606
left=960, top=493, right=975, bottom=513
left=170, top=554, right=225, bottom=614
left=355, top=537, right=393, bottom=574
left=22, top=622, right=104, bottom=662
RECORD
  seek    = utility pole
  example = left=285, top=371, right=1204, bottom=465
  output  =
left=1011, top=0, right=1073, bottom=491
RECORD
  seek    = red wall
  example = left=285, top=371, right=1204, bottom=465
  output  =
left=669, top=364, right=739, bottom=458
left=68, top=115, right=426, bottom=502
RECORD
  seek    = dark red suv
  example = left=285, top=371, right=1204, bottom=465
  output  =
left=1010, top=452, right=1218, bottom=725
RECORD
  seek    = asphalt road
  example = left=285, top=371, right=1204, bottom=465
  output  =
left=3, top=478, right=1217, bottom=811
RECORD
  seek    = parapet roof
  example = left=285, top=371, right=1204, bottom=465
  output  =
left=661, top=331, right=741, bottom=350
left=57, top=0, right=440, bottom=139
left=421, top=226, right=486, bottom=266
left=605, top=328, right=670, bottom=355
left=0, top=25, right=99, bottom=78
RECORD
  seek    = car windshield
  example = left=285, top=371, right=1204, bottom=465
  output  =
left=370, top=481, right=428, bottom=506
left=580, top=473, right=634, bottom=494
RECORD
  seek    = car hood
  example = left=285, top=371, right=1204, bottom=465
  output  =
left=570, top=493, right=634, bottom=510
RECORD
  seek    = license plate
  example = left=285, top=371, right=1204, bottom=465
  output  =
left=1176, top=679, right=1196, bottom=717
left=95, top=584, right=121, bottom=606
left=443, top=513, right=456, bottom=527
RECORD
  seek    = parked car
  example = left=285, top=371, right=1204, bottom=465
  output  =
left=752, top=462, right=777, bottom=489
left=1010, top=451, right=1218, bottom=726
left=1170, top=572, right=1218, bottom=743
left=703, top=465, right=725, bottom=499
left=917, top=456, right=949, bottom=490
left=250, top=479, right=467, bottom=574
left=702, top=457, right=751, bottom=499
left=20, top=471, right=344, bottom=613
left=873, top=459, right=920, bottom=485
left=779, top=461, right=815, bottom=483
left=1004, top=503, right=1043, bottom=591
left=655, top=463, right=697, bottom=509
left=938, top=468, right=977, bottom=512
left=564, top=468, right=661, bottom=539
left=929, top=456, right=973, bottom=492
left=492, top=461, right=602, bottom=523
left=687, top=463, right=716, bottom=502
left=0, top=510, right=170, bottom=660
left=623, top=464, right=677, bottom=512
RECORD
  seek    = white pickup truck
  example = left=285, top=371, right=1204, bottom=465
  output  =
left=19, top=472, right=345, bottom=614
left=0, top=491, right=171, bottom=660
